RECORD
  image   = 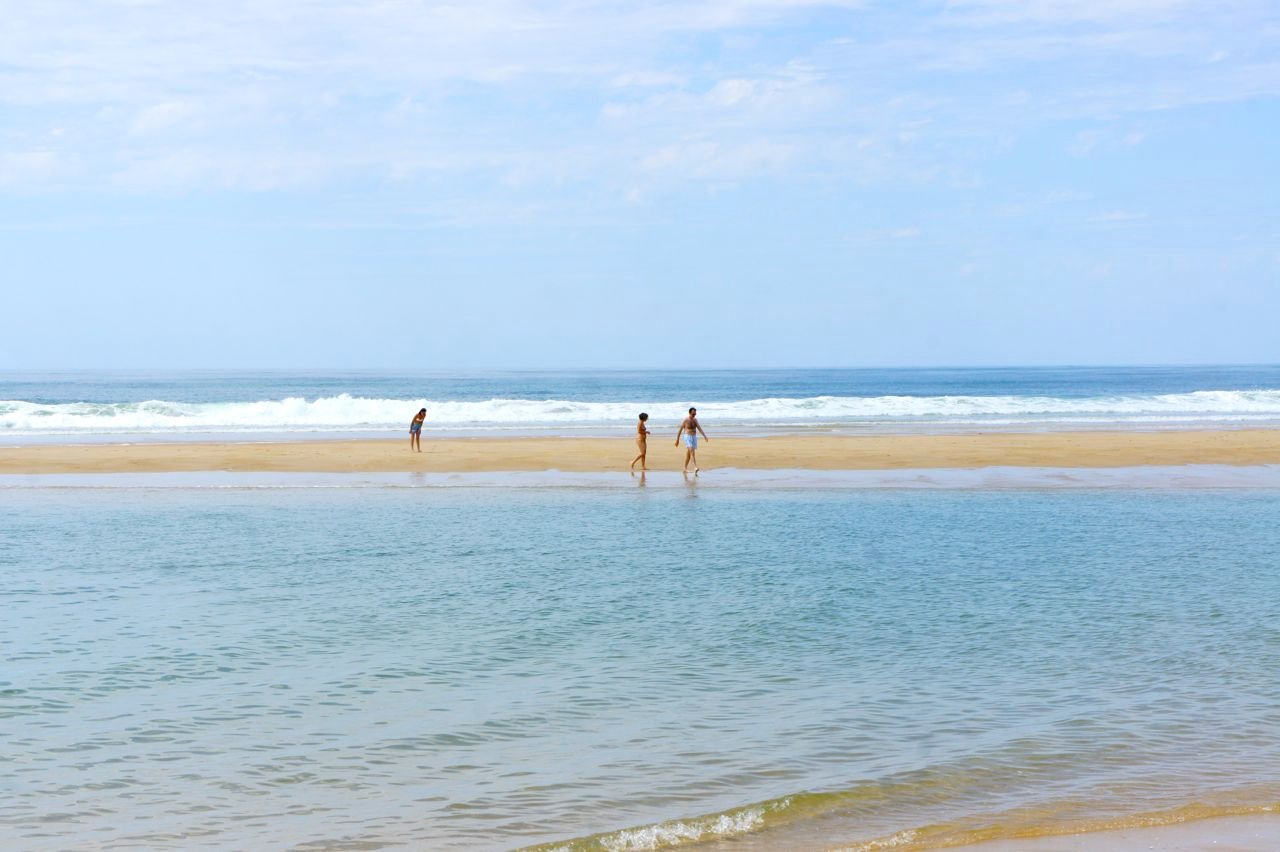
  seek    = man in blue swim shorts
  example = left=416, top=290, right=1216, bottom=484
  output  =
left=675, top=406, right=709, bottom=473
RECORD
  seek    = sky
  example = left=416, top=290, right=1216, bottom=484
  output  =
left=2, top=0, right=1278, bottom=370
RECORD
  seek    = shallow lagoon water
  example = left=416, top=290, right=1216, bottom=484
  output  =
left=4, top=484, right=1280, bottom=849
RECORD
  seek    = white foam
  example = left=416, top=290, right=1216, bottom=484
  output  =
left=595, top=807, right=768, bottom=850
left=3, top=390, right=1280, bottom=435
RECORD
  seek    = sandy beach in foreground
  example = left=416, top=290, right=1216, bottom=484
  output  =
left=3, top=429, right=1280, bottom=474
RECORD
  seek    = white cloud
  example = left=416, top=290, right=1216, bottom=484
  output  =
left=130, top=102, right=202, bottom=136
left=0, top=151, right=61, bottom=186
left=639, top=138, right=795, bottom=180
left=0, top=0, right=1276, bottom=196
left=707, top=79, right=759, bottom=108
left=107, top=148, right=346, bottom=192
left=609, top=71, right=687, bottom=89
left=944, top=0, right=1194, bottom=27
left=1068, top=127, right=1147, bottom=157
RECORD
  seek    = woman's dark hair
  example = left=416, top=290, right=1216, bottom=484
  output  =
left=418, top=408, right=427, bottom=415
left=639, top=412, right=648, bottom=421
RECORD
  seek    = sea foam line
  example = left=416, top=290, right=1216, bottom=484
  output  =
left=3, top=390, right=1280, bottom=434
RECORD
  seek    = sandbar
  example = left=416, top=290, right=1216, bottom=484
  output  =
left=3, top=430, right=1280, bottom=474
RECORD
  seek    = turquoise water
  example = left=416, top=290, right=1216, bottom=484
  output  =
left=4, top=485, right=1280, bottom=849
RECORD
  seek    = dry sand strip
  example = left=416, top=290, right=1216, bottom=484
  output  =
left=3, top=430, right=1280, bottom=475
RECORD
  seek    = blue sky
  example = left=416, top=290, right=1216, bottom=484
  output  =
left=2, top=0, right=1278, bottom=369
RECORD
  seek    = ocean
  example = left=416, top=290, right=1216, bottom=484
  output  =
left=4, top=367, right=1280, bottom=850
left=3, top=365, right=1280, bottom=439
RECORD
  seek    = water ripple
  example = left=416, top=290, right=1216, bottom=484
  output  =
left=3, top=488, right=1279, bottom=849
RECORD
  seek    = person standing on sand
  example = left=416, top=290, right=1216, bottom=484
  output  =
left=409, top=408, right=427, bottom=453
left=630, top=412, right=651, bottom=472
left=675, top=406, right=708, bottom=473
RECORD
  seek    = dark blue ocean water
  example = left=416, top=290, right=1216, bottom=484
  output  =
left=3, top=365, right=1279, bottom=405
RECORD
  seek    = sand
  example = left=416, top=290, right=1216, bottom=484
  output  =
left=961, top=814, right=1280, bottom=851
left=3, top=430, right=1280, bottom=474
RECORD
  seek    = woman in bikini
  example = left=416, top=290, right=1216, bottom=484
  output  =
left=409, top=408, right=427, bottom=452
left=630, top=412, right=651, bottom=472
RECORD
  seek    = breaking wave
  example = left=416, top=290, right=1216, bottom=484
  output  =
left=3, top=390, right=1280, bottom=435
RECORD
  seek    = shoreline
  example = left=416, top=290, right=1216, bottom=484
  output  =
left=5, top=466, right=1280, bottom=491
left=532, top=798, right=1280, bottom=851
left=3, top=429, right=1280, bottom=475
left=953, top=813, right=1280, bottom=851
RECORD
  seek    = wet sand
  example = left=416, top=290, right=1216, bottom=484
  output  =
left=962, top=813, right=1280, bottom=851
left=3, top=430, right=1280, bottom=474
